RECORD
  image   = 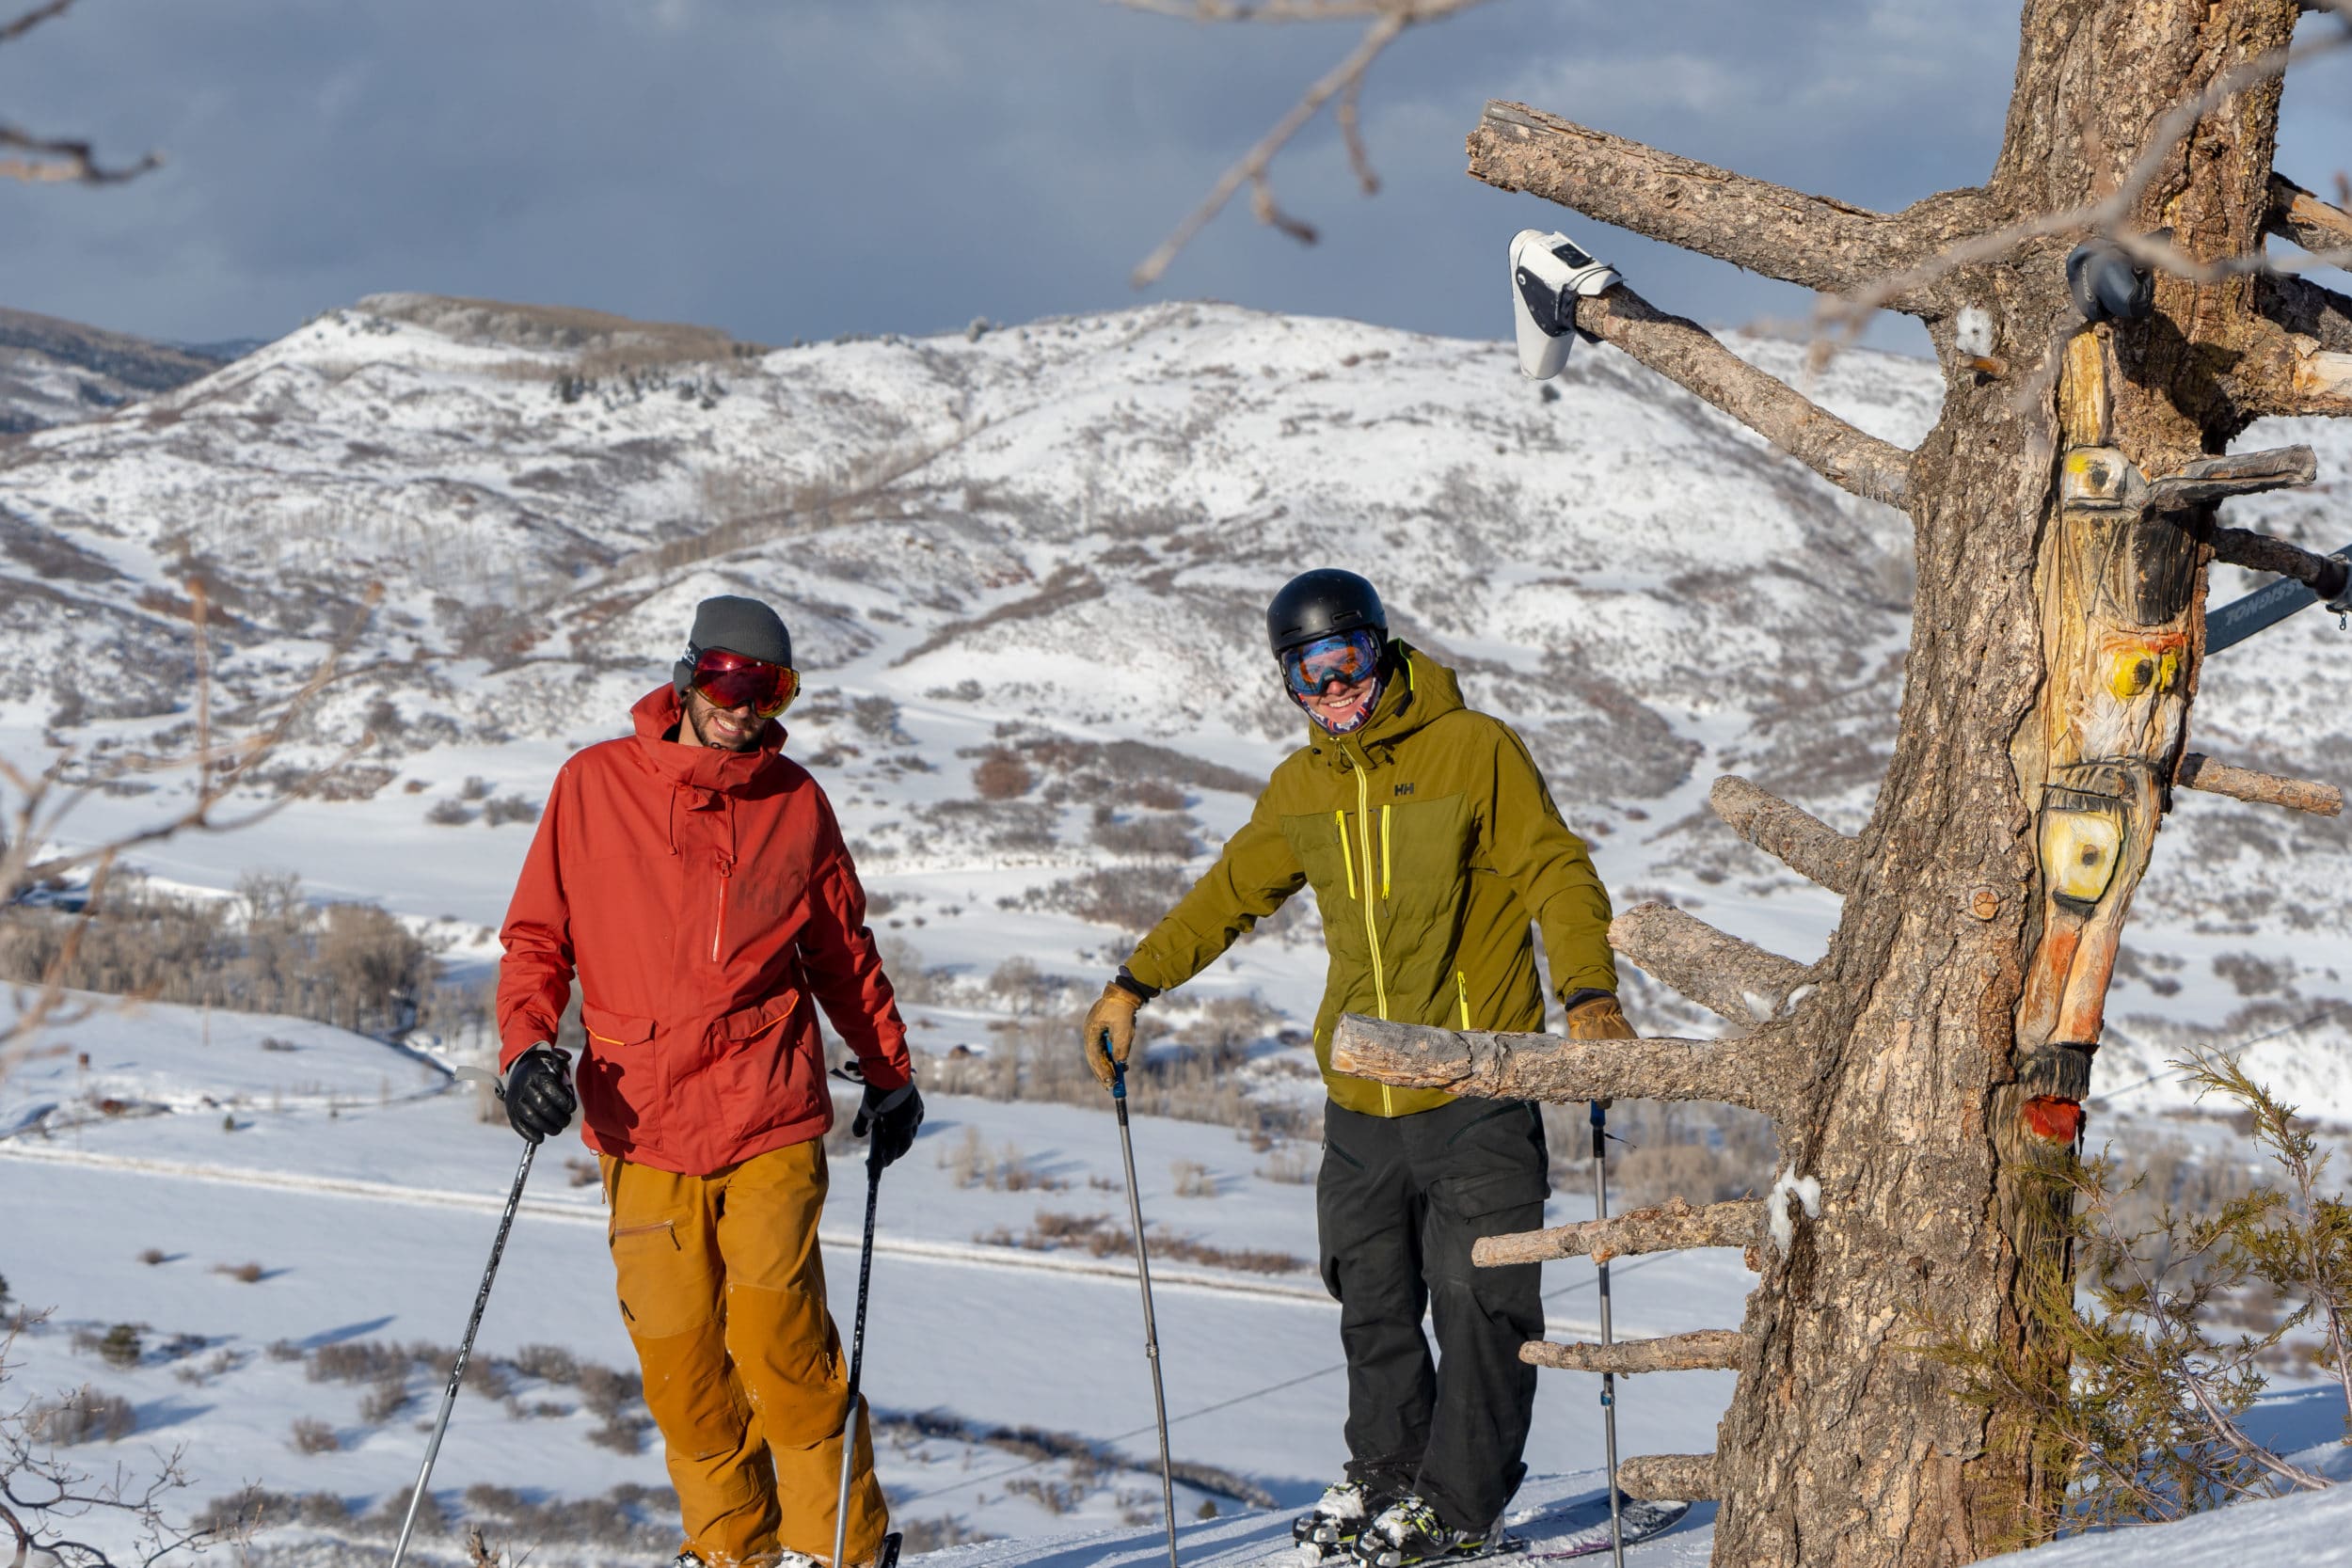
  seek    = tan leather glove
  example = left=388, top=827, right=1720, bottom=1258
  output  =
left=1563, top=991, right=1636, bottom=1040
left=1563, top=991, right=1633, bottom=1111
left=1083, top=981, right=1145, bottom=1086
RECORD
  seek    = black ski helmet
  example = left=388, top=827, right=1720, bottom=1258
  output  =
left=1265, top=569, right=1386, bottom=657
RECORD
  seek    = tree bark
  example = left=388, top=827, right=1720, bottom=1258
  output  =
left=2177, top=752, right=2344, bottom=816
left=1522, top=1330, right=1746, bottom=1373
left=1708, top=775, right=1861, bottom=894
left=1466, top=102, right=1993, bottom=314
left=1621, top=1454, right=1718, bottom=1502
left=1438, top=3, right=2333, bottom=1562
left=1327, top=1014, right=1797, bottom=1116
left=1609, top=902, right=1812, bottom=1024
left=1575, top=288, right=1913, bottom=508
left=1473, top=1196, right=1764, bottom=1267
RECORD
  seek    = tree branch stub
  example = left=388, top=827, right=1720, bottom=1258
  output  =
left=1473, top=1196, right=1764, bottom=1267
left=1609, top=902, right=1812, bottom=1025
left=1618, top=1453, right=1718, bottom=1502
left=1466, top=101, right=1988, bottom=316
left=2177, top=752, right=2344, bottom=816
left=1708, top=774, right=1860, bottom=894
left=1328, top=1014, right=1793, bottom=1116
left=2206, top=525, right=2350, bottom=598
left=1574, top=287, right=1912, bottom=509
left=1521, top=1329, right=1745, bottom=1374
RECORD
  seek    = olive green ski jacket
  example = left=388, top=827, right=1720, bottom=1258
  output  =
left=1123, top=644, right=1616, bottom=1117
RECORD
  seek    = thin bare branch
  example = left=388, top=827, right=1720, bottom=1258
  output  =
left=1465, top=101, right=1994, bottom=312
left=1821, top=21, right=2352, bottom=329
left=1131, top=9, right=1405, bottom=286
left=1336, top=68, right=1377, bottom=195
left=1473, top=1196, right=1763, bottom=1267
left=1574, top=285, right=1912, bottom=507
left=0, top=125, right=161, bottom=185
left=1124, top=0, right=1501, bottom=287
left=1329, top=1012, right=1795, bottom=1116
left=1619, top=1453, right=1717, bottom=1501
left=0, top=0, right=72, bottom=43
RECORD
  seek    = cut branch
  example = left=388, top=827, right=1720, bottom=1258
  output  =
left=1576, top=286, right=1912, bottom=508
left=2177, top=753, right=2343, bottom=817
left=2207, top=526, right=2350, bottom=599
left=2146, top=447, right=2315, bottom=511
left=2258, top=275, right=2352, bottom=356
left=1708, top=774, right=1860, bottom=894
left=1609, top=902, right=1811, bottom=1024
left=1522, top=1329, right=1745, bottom=1373
left=1473, top=1196, right=1763, bottom=1267
left=1619, top=1453, right=1717, bottom=1501
left=1465, top=102, right=1988, bottom=313
left=2265, top=173, right=2352, bottom=260
left=1328, top=1014, right=1790, bottom=1115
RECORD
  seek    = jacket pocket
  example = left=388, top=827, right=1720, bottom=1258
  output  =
left=711, top=989, right=814, bottom=1145
left=581, top=1005, right=656, bottom=1049
left=577, top=1005, right=660, bottom=1153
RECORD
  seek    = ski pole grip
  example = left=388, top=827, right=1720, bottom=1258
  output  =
left=1107, top=1038, right=1128, bottom=1101
left=1590, top=1098, right=1606, bottom=1159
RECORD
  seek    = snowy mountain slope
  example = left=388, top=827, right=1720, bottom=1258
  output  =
left=0, top=304, right=241, bottom=436
left=0, top=294, right=2346, bottom=1107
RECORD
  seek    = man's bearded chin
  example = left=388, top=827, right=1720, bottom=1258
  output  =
left=1300, top=675, right=1382, bottom=736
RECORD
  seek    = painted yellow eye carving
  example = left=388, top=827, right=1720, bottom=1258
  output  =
left=2042, top=810, right=2122, bottom=907
left=2103, top=644, right=2180, bottom=700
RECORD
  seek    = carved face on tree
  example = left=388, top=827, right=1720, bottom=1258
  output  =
left=2012, top=439, right=2201, bottom=1144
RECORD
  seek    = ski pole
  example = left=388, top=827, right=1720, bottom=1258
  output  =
left=833, top=1138, right=886, bottom=1568
left=1592, top=1101, right=1623, bottom=1568
left=1107, top=1047, right=1181, bottom=1568
left=389, top=1138, right=536, bottom=1568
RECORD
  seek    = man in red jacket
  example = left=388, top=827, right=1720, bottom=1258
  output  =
left=497, top=595, right=923, bottom=1568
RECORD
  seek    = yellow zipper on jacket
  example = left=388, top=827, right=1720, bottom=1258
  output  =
left=1456, top=970, right=1472, bottom=1030
left=1333, top=812, right=1356, bottom=899
left=1380, top=803, right=1392, bottom=899
left=1344, top=745, right=1393, bottom=1114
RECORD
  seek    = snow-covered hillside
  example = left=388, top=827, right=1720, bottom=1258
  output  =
left=4, top=295, right=2352, bottom=1564
left=2, top=293, right=2345, bottom=1117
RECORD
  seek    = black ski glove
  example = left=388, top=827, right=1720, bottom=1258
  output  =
left=503, top=1043, right=576, bottom=1144
left=853, top=1081, right=924, bottom=1169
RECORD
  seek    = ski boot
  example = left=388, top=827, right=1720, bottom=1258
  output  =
left=1350, top=1495, right=1509, bottom=1567
left=1292, top=1479, right=1390, bottom=1560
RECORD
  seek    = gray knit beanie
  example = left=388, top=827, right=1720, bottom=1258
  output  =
left=672, top=595, right=793, bottom=694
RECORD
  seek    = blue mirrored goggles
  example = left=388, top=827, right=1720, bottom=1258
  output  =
left=1279, top=630, right=1383, bottom=698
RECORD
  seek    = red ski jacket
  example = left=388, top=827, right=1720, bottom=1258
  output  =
left=497, top=685, right=912, bottom=1176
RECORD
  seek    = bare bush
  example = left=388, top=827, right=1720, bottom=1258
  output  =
left=972, top=749, right=1034, bottom=800
left=28, top=1385, right=136, bottom=1445
left=1257, top=1144, right=1318, bottom=1184
left=978, top=1210, right=1303, bottom=1275
left=210, top=1261, right=266, bottom=1284
left=288, top=1418, right=340, bottom=1454
left=1171, top=1160, right=1219, bottom=1198
left=0, top=870, right=433, bottom=1036
left=359, top=1372, right=410, bottom=1424
left=1089, top=807, right=1201, bottom=861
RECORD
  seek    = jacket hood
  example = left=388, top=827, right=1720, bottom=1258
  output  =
left=628, top=684, right=787, bottom=794
left=1302, top=642, right=1464, bottom=768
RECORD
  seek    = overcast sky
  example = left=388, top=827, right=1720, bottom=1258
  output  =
left=4, top=1, right=2346, bottom=355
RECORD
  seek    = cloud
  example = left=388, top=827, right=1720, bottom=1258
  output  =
left=0, top=0, right=2333, bottom=353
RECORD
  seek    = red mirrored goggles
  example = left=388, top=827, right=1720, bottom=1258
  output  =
left=688, top=648, right=800, bottom=718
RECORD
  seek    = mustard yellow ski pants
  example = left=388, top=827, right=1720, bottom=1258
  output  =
left=601, top=1140, right=887, bottom=1568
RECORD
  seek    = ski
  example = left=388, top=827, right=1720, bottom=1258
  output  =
left=1518, top=1497, right=1691, bottom=1560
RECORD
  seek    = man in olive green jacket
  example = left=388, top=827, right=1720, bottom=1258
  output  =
left=1082, top=569, right=1635, bottom=1566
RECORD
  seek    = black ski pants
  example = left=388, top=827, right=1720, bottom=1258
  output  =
left=1317, top=1095, right=1549, bottom=1533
